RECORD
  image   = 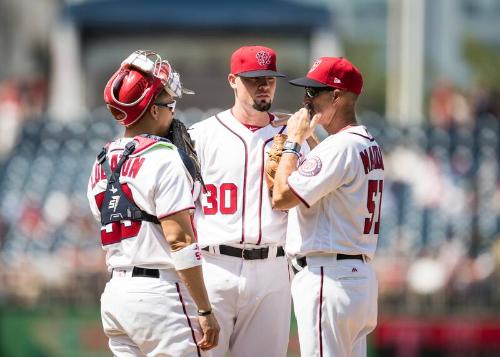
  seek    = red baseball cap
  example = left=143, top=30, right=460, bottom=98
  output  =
left=289, top=57, right=363, bottom=95
left=230, top=45, right=285, bottom=78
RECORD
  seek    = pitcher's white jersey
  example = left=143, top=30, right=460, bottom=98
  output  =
left=286, top=125, right=384, bottom=260
left=189, top=109, right=308, bottom=246
left=87, top=137, right=195, bottom=271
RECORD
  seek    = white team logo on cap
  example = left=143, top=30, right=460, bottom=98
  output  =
left=309, top=59, right=322, bottom=73
left=334, top=77, right=342, bottom=84
left=256, top=51, right=272, bottom=66
left=299, top=156, right=322, bottom=176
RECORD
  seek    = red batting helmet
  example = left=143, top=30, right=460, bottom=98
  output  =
left=104, top=50, right=194, bottom=127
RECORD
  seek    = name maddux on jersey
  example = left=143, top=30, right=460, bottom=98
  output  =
left=286, top=126, right=384, bottom=260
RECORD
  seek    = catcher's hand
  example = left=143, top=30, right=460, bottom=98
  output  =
left=265, top=133, right=288, bottom=191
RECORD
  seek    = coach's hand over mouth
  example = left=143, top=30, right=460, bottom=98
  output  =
left=287, top=107, right=322, bottom=145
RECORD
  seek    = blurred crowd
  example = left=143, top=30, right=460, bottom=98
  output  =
left=0, top=78, right=498, bottom=316
left=0, top=193, right=105, bottom=306
left=429, top=78, right=500, bottom=128
left=0, top=78, right=48, bottom=160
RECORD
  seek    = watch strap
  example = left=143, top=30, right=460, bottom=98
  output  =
left=283, top=140, right=301, bottom=153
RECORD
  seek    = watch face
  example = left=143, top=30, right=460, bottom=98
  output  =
left=284, top=141, right=300, bottom=152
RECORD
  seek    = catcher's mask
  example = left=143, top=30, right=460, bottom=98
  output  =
left=104, top=50, right=194, bottom=127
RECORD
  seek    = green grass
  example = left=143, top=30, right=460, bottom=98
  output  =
left=0, top=306, right=108, bottom=357
left=0, top=306, right=373, bottom=356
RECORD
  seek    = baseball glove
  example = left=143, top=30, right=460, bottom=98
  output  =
left=265, top=133, right=288, bottom=191
left=165, top=118, right=205, bottom=189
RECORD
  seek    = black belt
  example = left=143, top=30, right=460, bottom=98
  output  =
left=202, top=245, right=285, bottom=260
left=112, top=267, right=160, bottom=278
left=292, top=254, right=364, bottom=274
left=132, top=267, right=160, bottom=278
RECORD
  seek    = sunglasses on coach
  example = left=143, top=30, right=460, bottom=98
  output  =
left=154, top=100, right=177, bottom=111
left=305, top=87, right=334, bottom=99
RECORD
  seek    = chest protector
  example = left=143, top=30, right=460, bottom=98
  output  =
left=97, top=135, right=198, bottom=227
left=97, top=137, right=157, bottom=226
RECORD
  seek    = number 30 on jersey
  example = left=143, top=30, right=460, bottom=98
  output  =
left=202, top=183, right=238, bottom=215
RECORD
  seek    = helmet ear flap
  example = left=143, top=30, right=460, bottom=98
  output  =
left=107, top=105, right=127, bottom=122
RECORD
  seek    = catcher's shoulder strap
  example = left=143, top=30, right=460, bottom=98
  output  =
left=132, top=134, right=174, bottom=154
left=123, top=133, right=196, bottom=179
left=134, top=134, right=197, bottom=179
left=96, top=140, right=160, bottom=226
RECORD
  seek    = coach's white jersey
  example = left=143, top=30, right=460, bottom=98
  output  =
left=189, top=109, right=308, bottom=246
left=87, top=137, right=195, bottom=271
left=286, top=125, right=384, bottom=260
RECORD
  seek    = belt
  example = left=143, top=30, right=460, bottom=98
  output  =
left=292, top=254, right=364, bottom=274
left=202, top=245, right=285, bottom=260
left=112, top=267, right=160, bottom=278
left=132, top=267, right=160, bottom=278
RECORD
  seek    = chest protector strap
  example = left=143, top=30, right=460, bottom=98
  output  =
left=97, top=141, right=160, bottom=226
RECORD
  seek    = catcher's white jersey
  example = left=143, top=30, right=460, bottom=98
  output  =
left=87, top=137, right=195, bottom=271
left=189, top=109, right=308, bottom=246
left=286, top=125, right=384, bottom=260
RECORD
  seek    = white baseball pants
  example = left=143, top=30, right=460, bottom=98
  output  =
left=292, top=256, right=378, bottom=357
left=100, top=268, right=210, bottom=357
left=201, top=251, right=291, bottom=357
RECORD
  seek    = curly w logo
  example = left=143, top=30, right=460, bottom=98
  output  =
left=255, top=51, right=272, bottom=66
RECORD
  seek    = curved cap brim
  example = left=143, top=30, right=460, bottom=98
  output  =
left=238, top=70, right=286, bottom=78
left=289, top=77, right=330, bottom=88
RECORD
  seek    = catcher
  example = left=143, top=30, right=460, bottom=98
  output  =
left=87, top=50, right=219, bottom=356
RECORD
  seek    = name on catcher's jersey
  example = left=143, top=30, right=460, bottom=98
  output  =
left=189, top=109, right=309, bottom=246
left=87, top=137, right=195, bottom=271
left=286, top=125, right=384, bottom=260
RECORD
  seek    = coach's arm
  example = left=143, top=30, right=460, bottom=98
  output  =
left=272, top=151, right=302, bottom=210
left=273, top=108, right=321, bottom=210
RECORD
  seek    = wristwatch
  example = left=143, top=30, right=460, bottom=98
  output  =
left=283, top=140, right=301, bottom=153
left=197, top=308, right=212, bottom=316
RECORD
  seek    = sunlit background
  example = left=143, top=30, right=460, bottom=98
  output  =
left=0, top=0, right=499, bottom=356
